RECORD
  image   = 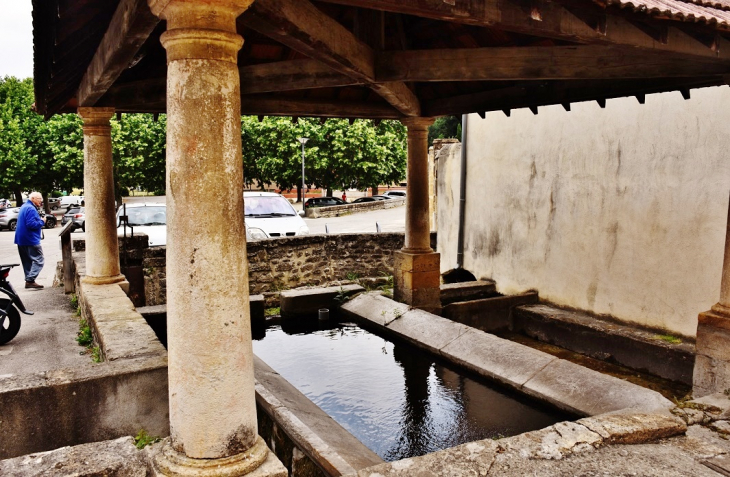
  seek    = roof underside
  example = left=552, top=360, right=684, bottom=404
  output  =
left=32, top=0, right=730, bottom=119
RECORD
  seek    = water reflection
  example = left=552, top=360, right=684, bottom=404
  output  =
left=252, top=321, right=570, bottom=461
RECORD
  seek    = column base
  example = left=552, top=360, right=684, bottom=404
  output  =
left=82, top=274, right=126, bottom=286
left=152, top=436, right=286, bottom=477
left=393, top=250, right=441, bottom=314
left=693, top=307, right=730, bottom=398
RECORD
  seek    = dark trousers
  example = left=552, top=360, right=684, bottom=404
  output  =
left=17, top=245, right=44, bottom=283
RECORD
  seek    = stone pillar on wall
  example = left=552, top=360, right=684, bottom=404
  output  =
left=395, top=117, right=441, bottom=314
left=147, top=0, right=285, bottom=475
left=430, top=138, right=460, bottom=232
left=695, top=196, right=730, bottom=397
left=78, top=107, right=126, bottom=287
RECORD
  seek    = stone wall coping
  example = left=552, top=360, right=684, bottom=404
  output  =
left=341, top=293, right=674, bottom=417
left=304, top=197, right=405, bottom=218
left=280, top=283, right=363, bottom=298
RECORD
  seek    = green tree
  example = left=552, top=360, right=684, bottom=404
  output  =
left=428, top=115, right=461, bottom=145
left=0, top=77, right=37, bottom=204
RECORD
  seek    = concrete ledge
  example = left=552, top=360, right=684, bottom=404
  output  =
left=254, top=356, right=383, bottom=475
left=440, top=279, right=497, bottom=305
left=304, top=197, right=405, bottom=218
left=513, top=304, right=695, bottom=385
left=443, top=291, right=538, bottom=332
left=341, top=293, right=673, bottom=417
left=280, top=284, right=364, bottom=318
left=0, top=356, right=169, bottom=459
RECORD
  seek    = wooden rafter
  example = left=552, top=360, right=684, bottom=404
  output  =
left=424, top=76, right=725, bottom=116
left=240, top=0, right=421, bottom=116
left=376, top=46, right=730, bottom=82
left=316, top=0, right=730, bottom=61
left=239, top=59, right=363, bottom=94
left=77, top=0, right=159, bottom=107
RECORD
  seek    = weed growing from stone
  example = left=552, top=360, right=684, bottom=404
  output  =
left=70, top=293, right=79, bottom=310
left=91, top=346, right=102, bottom=363
left=264, top=307, right=280, bottom=317
left=346, top=272, right=360, bottom=281
left=654, top=334, right=682, bottom=345
left=76, top=319, right=93, bottom=347
left=334, top=287, right=350, bottom=305
left=134, top=429, right=161, bottom=449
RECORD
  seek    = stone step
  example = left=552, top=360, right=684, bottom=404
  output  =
left=513, top=304, right=696, bottom=386
left=440, top=279, right=497, bottom=305
left=442, top=291, right=539, bottom=332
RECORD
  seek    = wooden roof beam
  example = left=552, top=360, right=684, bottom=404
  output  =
left=317, top=0, right=730, bottom=61
left=239, top=59, right=363, bottom=94
left=240, top=0, right=420, bottom=116
left=376, top=46, right=730, bottom=82
left=77, top=0, right=160, bottom=107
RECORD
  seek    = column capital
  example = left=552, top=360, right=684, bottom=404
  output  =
left=401, top=117, right=435, bottom=130
left=149, top=0, right=255, bottom=30
left=78, top=107, right=115, bottom=135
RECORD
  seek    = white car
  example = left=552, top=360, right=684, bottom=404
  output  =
left=382, top=190, right=406, bottom=198
left=117, top=202, right=167, bottom=247
left=244, top=191, right=309, bottom=240
left=60, top=195, right=85, bottom=208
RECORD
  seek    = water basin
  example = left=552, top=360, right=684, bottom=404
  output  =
left=252, top=318, right=572, bottom=461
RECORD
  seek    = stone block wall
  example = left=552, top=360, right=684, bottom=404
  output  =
left=127, top=233, right=406, bottom=307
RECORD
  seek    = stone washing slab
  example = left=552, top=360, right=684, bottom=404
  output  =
left=254, top=356, right=383, bottom=474
left=280, top=284, right=364, bottom=318
left=577, top=412, right=687, bottom=444
left=342, top=292, right=674, bottom=417
left=441, top=328, right=558, bottom=390
left=521, top=358, right=673, bottom=417
left=440, top=279, right=497, bottom=304
left=340, top=292, right=411, bottom=327
left=136, top=294, right=266, bottom=324
left=385, top=308, right=472, bottom=355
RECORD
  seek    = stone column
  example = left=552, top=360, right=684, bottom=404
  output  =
left=78, top=107, right=125, bottom=286
left=394, top=117, right=441, bottom=314
left=694, top=195, right=730, bottom=397
left=147, top=0, right=284, bottom=475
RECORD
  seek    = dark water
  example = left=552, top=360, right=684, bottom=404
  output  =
left=252, top=319, right=572, bottom=462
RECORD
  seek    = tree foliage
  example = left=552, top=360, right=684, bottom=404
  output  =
left=241, top=117, right=407, bottom=196
left=428, top=115, right=461, bottom=145
left=0, top=77, right=406, bottom=201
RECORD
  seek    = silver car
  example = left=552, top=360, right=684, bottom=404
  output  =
left=0, top=208, right=19, bottom=231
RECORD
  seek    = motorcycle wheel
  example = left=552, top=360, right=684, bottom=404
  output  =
left=0, top=300, right=21, bottom=345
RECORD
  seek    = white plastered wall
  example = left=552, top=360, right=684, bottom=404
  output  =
left=438, top=86, right=730, bottom=337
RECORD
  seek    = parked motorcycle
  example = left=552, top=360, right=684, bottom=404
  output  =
left=0, top=264, right=34, bottom=345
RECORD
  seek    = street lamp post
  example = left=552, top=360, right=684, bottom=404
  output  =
left=298, top=137, right=309, bottom=202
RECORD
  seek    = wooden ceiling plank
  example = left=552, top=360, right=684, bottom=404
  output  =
left=77, top=0, right=160, bottom=106
left=240, top=0, right=420, bottom=116
left=376, top=46, right=730, bottom=82
left=317, top=0, right=730, bottom=61
left=239, top=59, right=363, bottom=94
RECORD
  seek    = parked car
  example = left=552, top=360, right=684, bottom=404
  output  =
left=245, top=191, right=309, bottom=240
left=382, top=190, right=406, bottom=198
left=60, top=195, right=85, bottom=209
left=62, top=207, right=85, bottom=231
left=303, top=197, right=346, bottom=209
left=46, top=198, right=61, bottom=210
left=0, top=199, right=12, bottom=208
left=0, top=208, right=19, bottom=231
left=117, top=203, right=167, bottom=246
left=0, top=207, right=55, bottom=230
left=352, top=196, right=389, bottom=203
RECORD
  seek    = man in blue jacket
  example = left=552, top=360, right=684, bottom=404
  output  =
left=14, top=192, right=47, bottom=289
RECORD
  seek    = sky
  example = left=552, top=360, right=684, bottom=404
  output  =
left=0, top=1, right=34, bottom=79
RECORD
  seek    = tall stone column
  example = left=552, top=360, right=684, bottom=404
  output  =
left=147, top=0, right=284, bottom=475
left=78, top=107, right=125, bottom=286
left=394, top=117, right=441, bottom=313
left=694, top=195, right=730, bottom=397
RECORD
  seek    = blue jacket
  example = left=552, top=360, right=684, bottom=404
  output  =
left=14, top=200, right=45, bottom=246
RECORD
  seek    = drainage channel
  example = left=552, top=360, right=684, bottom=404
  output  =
left=252, top=316, right=573, bottom=462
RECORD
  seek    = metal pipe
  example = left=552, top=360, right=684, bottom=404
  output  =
left=456, top=114, right=468, bottom=269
